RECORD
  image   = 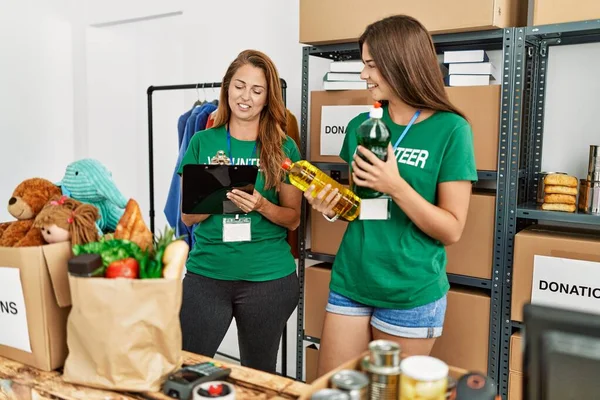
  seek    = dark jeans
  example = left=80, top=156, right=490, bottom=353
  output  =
left=179, top=271, right=299, bottom=373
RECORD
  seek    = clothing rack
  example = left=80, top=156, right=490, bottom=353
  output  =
left=146, top=78, right=290, bottom=377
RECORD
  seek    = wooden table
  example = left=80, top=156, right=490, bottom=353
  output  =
left=0, top=351, right=309, bottom=400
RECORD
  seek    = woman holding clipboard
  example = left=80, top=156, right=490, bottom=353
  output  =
left=177, top=49, right=302, bottom=373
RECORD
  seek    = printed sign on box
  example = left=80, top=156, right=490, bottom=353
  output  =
left=531, top=255, right=600, bottom=315
left=0, top=267, right=32, bottom=352
left=320, top=105, right=371, bottom=156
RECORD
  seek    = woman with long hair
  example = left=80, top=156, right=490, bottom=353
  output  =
left=177, top=49, right=301, bottom=373
left=304, top=15, right=478, bottom=376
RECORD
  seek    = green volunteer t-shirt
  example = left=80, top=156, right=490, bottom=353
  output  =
left=177, top=125, right=301, bottom=281
left=332, top=105, right=478, bottom=309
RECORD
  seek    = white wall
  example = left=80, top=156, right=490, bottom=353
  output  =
left=2, top=0, right=600, bottom=382
left=0, top=0, right=75, bottom=222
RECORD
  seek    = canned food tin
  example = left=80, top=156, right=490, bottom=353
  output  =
left=536, top=171, right=567, bottom=204
left=368, top=340, right=401, bottom=367
left=330, top=370, right=369, bottom=400
left=311, top=388, right=351, bottom=399
left=579, top=179, right=600, bottom=215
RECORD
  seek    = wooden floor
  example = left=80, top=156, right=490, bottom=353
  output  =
left=0, top=351, right=308, bottom=400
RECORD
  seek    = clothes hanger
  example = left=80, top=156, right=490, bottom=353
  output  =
left=193, top=83, right=206, bottom=107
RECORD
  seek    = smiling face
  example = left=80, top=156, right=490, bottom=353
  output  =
left=227, top=64, right=268, bottom=123
left=360, top=42, right=395, bottom=103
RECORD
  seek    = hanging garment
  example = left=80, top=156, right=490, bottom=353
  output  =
left=164, top=102, right=218, bottom=247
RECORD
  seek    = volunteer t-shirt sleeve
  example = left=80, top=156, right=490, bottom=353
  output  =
left=177, top=135, right=201, bottom=176
left=283, top=137, right=302, bottom=184
left=438, top=122, right=478, bottom=183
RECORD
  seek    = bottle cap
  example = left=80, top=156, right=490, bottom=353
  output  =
left=282, top=158, right=292, bottom=170
left=369, top=102, right=383, bottom=119
left=68, top=254, right=103, bottom=277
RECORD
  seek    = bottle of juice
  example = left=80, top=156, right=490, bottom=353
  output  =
left=282, top=158, right=360, bottom=221
left=353, top=101, right=391, bottom=199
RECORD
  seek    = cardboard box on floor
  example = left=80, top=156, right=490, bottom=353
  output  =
left=446, top=192, right=496, bottom=279
left=299, top=0, right=528, bottom=45
left=298, top=350, right=468, bottom=399
left=309, top=86, right=500, bottom=171
left=511, top=226, right=600, bottom=322
left=0, top=242, right=72, bottom=371
left=305, top=345, right=319, bottom=384
left=530, top=0, right=600, bottom=26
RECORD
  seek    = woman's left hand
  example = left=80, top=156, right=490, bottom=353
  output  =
left=227, top=189, right=265, bottom=214
left=352, top=144, right=403, bottom=196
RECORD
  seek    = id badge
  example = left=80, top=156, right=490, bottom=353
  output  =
left=359, top=197, right=391, bottom=220
left=223, top=216, right=251, bottom=242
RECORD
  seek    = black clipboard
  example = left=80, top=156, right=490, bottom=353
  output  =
left=182, top=164, right=259, bottom=215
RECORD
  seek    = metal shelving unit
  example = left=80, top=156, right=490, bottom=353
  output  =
left=498, top=20, right=600, bottom=399
left=295, top=28, right=520, bottom=389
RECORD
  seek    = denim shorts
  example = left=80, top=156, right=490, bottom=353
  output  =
left=326, top=290, right=447, bottom=339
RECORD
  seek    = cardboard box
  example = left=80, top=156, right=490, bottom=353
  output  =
left=447, top=86, right=500, bottom=171
left=310, top=86, right=500, bottom=171
left=311, top=209, right=348, bottom=255
left=446, top=193, right=496, bottom=279
left=511, top=227, right=600, bottom=322
left=509, top=371, right=523, bottom=400
left=300, top=0, right=527, bottom=45
left=510, top=332, right=523, bottom=373
left=431, top=288, right=490, bottom=373
left=310, top=90, right=372, bottom=163
left=531, top=0, right=600, bottom=26
left=299, top=350, right=468, bottom=399
left=305, top=345, right=319, bottom=384
left=0, top=242, right=72, bottom=371
left=304, top=264, right=332, bottom=338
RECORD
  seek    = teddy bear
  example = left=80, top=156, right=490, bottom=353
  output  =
left=0, top=178, right=62, bottom=247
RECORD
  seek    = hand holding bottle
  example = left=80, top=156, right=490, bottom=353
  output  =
left=303, top=184, right=342, bottom=218
left=352, top=143, right=403, bottom=197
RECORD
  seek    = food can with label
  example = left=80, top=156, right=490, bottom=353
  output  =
left=311, top=388, right=351, bottom=399
left=330, top=370, right=369, bottom=400
left=536, top=171, right=567, bottom=203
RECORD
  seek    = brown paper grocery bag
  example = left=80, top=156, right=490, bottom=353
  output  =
left=62, top=275, right=183, bottom=392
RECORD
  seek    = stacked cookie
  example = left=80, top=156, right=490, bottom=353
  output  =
left=541, top=174, right=579, bottom=212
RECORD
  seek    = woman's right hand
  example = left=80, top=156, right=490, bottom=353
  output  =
left=303, top=184, right=342, bottom=219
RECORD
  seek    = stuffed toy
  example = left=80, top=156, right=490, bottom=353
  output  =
left=57, top=158, right=128, bottom=234
left=0, top=178, right=62, bottom=247
left=33, top=195, right=100, bottom=246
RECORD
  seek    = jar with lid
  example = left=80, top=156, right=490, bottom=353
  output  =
left=399, top=356, right=448, bottom=400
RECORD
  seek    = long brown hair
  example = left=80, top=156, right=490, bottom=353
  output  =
left=33, top=195, right=100, bottom=245
left=212, top=50, right=287, bottom=190
left=359, top=15, right=466, bottom=119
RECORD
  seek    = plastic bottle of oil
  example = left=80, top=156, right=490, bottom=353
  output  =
left=282, top=158, right=360, bottom=221
left=353, top=101, right=391, bottom=199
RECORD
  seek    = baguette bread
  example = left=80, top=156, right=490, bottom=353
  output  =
left=544, top=185, right=578, bottom=196
left=544, top=174, right=578, bottom=187
left=114, top=199, right=154, bottom=251
left=541, top=203, right=577, bottom=213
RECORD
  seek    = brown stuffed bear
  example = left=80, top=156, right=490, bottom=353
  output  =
left=0, top=178, right=62, bottom=247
